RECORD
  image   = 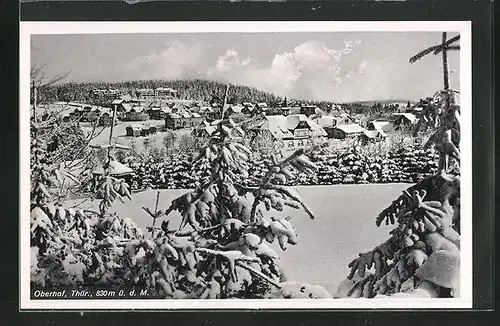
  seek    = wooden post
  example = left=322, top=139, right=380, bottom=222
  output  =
left=441, top=33, right=451, bottom=112
left=151, top=191, right=160, bottom=238
left=107, top=104, right=118, bottom=159
left=409, top=33, right=459, bottom=95
left=32, top=80, right=37, bottom=123
left=442, top=32, right=450, bottom=91
left=221, top=84, right=229, bottom=119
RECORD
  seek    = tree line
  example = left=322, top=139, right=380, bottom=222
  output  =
left=37, top=79, right=284, bottom=105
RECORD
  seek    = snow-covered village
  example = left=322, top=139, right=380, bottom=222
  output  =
left=28, top=29, right=463, bottom=303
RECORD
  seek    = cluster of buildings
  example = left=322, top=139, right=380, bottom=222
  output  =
left=125, top=124, right=158, bottom=137
left=313, top=111, right=418, bottom=144
left=90, top=88, right=121, bottom=102
left=88, top=87, right=179, bottom=104
left=43, top=89, right=421, bottom=148
left=135, top=87, right=178, bottom=100
left=51, top=102, right=117, bottom=126
left=188, top=100, right=419, bottom=150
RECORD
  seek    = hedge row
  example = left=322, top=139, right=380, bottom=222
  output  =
left=125, top=146, right=441, bottom=191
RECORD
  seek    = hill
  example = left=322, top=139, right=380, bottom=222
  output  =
left=341, top=99, right=417, bottom=106
left=37, top=79, right=285, bottom=106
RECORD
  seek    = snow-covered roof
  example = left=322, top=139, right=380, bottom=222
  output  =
left=122, top=103, right=132, bottom=112
left=93, top=159, right=134, bottom=176
left=316, top=116, right=337, bottom=127
left=90, top=106, right=112, bottom=113
left=155, top=87, right=177, bottom=92
left=392, top=113, right=418, bottom=124
left=369, top=120, right=394, bottom=133
left=251, top=114, right=326, bottom=139
left=136, top=88, right=154, bottom=93
left=127, top=124, right=142, bottom=130
left=172, top=103, right=185, bottom=110
left=130, top=106, right=145, bottom=113
left=334, top=123, right=365, bottom=134
left=194, top=125, right=217, bottom=136
left=334, top=114, right=353, bottom=121
left=199, top=106, right=214, bottom=113
left=362, top=129, right=387, bottom=139
left=229, top=105, right=243, bottom=113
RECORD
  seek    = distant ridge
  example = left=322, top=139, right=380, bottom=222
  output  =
left=341, top=99, right=418, bottom=106
left=39, top=79, right=285, bottom=105
left=38, top=78, right=419, bottom=114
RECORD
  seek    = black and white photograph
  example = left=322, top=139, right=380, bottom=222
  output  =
left=20, top=21, right=472, bottom=309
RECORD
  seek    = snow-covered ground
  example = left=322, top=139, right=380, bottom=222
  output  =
left=80, top=120, right=192, bottom=148
left=66, top=184, right=410, bottom=295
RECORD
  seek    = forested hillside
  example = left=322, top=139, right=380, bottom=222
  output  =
left=37, top=79, right=284, bottom=105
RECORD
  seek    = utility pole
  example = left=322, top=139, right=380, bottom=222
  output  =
left=221, top=84, right=229, bottom=120
left=107, top=105, right=118, bottom=160
left=89, top=105, right=129, bottom=176
left=32, top=80, right=38, bottom=123
left=409, top=32, right=460, bottom=111
left=441, top=32, right=450, bottom=91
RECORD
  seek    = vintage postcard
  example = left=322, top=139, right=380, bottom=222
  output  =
left=20, top=21, right=472, bottom=309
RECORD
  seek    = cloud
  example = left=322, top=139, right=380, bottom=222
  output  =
left=209, top=49, right=250, bottom=74
left=124, top=41, right=205, bottom=80
left=206, top=40, right=366, bottom=101
left=124, top=39, right=368, bottom=101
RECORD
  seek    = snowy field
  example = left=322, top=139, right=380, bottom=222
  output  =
left=67, top=184, right=410, bottom=295
left=80, top=120, right=193, bottom=148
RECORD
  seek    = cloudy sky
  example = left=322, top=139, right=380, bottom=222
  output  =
left=31, top=32, right=460, bottom=102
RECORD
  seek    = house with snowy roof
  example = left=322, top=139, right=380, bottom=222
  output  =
left=165, top=113, right=182, bottom=130
left=135, top=88, right=155, bottom=100
left=328, top=123, right=366, bottom=139
left=199, top=106, right=220, bottom=121
left=391, top=113, right=418, bottom=130
left=359, top=129, right=388, bottom=144
left=154, top=87, right=178, bottom=100
left=164, top=111, right=203, bottom=129
left=192, top=120, right=218, bottom=138
left=300, top=105, right=322, bottom=117
left=248, top=114, right=327, bottom=149
left=367, top=120, right=395, bottom=133
left=92, top=158, right=134, bottom=186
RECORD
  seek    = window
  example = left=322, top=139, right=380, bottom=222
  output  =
left=294, top=129, right=310, bottom=137
left=298, top=140, right=304, bottom=146
left=288, top=141, right=294, bottom=148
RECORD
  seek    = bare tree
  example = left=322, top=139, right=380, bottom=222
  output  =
left=30, top=63, right=71, bottom=122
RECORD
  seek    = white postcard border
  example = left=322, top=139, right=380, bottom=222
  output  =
left=19, top=21, right=472, bottom=310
